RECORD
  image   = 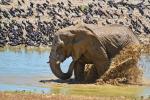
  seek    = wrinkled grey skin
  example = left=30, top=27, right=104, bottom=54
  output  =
left=49, top=24, right=140, bottom=82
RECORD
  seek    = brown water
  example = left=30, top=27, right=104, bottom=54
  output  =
left=0, top=46, right=150, bottom=97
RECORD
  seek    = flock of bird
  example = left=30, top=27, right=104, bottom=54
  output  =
left=0, top=0, right=150, bottom=47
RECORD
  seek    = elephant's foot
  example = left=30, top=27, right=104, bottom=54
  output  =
left=72, top=79, right=86, bottom=84
left=74, top=63, right=99, bottom=83
left=84, top=64, right=98, bottom=83
left=74, top=70, right=84, bottom=82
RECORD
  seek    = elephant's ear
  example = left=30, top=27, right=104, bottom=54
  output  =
left=72, top=43, right=82, bottom=61
left=70, top=28, right=91, bottom=43
left=59, top=32, right=75, bottom=45
left=69, top=29, right=90, bottom=61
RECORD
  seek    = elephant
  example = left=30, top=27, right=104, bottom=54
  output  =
left=48, top=24, right=140, bottom=83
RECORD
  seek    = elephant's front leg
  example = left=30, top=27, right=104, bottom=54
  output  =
left=73, top=60, right=85, bottom=82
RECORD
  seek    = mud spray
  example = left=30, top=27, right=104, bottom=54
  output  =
left=84, top=44, right=143, bottom=85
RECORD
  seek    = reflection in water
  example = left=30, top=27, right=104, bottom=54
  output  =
left=0, top=46, right=150, bottom=97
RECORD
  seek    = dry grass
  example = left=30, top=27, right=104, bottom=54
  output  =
left=0, top=92, right=141, bottom=100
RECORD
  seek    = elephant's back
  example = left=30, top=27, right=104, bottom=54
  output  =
left=83, top=24, right=140, bottom=59
left=84, top=24, right=140, bottom=45
left=56, top=24, right=140, bottom=46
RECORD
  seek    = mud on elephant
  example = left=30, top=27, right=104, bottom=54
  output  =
left=48, top=24, right=141, bottom=83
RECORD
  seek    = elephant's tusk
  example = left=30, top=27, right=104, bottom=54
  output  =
left=56, top=61, right=61, bottom=64
left=46, top=60, right=60, bottom=64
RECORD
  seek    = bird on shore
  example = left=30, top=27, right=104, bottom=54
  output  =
left=18, top=0, right=22, bottom=6
left=137, top=18, right=142, bottom=24
left=3, top=22, right=9, bottom=29
left=145, top=15, right=150, bottom=20
left=143, top=25, right=150, bottom=34
left=106, top=19, right=111, bottom=24
left=30, top=2, right=34, bottom=8
left=2, top=10, right=10, bottom=19
left=43, top=3, right=48, bottom=9
left=21, top=0, right=25, bottom=3
left=20, top=8, right=25, bottom=13
left=46, top=0, right=49, bottom=4
left=138, top=7, right=144, bottom=15
left=9, top=8, right=16, bottom=17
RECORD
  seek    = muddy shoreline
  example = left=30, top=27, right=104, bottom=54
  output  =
left=0, top=83, right=149, bottom=100
left=1, top=81, right=150, bottom=99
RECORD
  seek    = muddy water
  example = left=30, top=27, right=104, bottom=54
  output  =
left=0, top=46, right=150, bottom=97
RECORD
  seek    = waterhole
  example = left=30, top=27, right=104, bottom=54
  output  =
left=0, top=46, right=150, bottom=97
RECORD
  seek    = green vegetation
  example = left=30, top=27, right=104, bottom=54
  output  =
left=50, top=84, right=143, bottom=97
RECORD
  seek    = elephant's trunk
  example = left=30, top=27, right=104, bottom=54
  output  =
left=49, top=58, right=74, bottom=80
